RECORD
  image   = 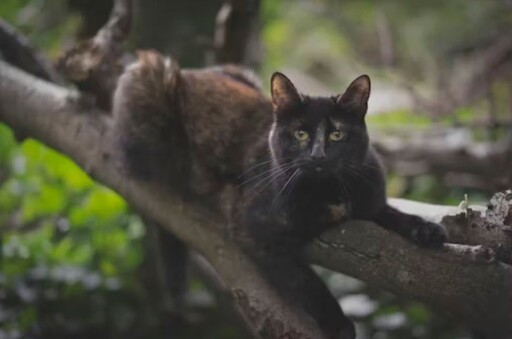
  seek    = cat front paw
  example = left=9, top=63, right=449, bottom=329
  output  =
left=411, top=221, right=447, bottom=248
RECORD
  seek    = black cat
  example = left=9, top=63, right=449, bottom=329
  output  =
left=236, top=72, right=447, bottom=338
left=240, top=72, right=446, bottom=249
left=113, top=51, right=446, bottom=338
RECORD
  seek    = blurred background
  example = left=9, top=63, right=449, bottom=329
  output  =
left=1, top=0, right=511, bottom=338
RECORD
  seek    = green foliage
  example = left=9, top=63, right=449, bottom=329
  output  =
left=1, top=0, right=80, bottom=57
left=261, top=0, right=352, bottom=86
left=0, top=0, right=32, bottom=23
left=367, top=110, right=431, bottom=127
left=0, top=123, right=146, bottom=335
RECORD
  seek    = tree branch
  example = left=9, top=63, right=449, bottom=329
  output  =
left=308, top=219, right=512, bottom=338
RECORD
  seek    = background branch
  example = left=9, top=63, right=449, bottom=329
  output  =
left=373, top=128, right=512, bottom=191
left=0, top=19, right=64, bottom=84
left=408, top=33, right=512, bottom=118
left=213, top=0, right=262, bottom=68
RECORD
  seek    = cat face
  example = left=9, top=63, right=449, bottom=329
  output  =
left=269, top=73, right=371, bottom=177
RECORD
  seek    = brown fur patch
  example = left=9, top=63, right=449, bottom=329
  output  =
left=113, top=49, right=272, bottom=211
left=328, top=204, right=348, bottom=222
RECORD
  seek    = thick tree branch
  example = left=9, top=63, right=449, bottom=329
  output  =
left=2, top=60, right=512, bottom=338
left=308, top=219, right=512, bottom=338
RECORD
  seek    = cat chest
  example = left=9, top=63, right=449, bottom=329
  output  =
left=290, top=200, right=351, bottom=225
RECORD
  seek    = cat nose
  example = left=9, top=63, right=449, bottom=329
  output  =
left=310, top=146, right=326, bottom=159
left=311, top=131, right=326, bottom=160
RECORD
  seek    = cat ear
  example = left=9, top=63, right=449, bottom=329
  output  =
left=336, top=75, right=371, bottom=118
left=271, top=72, right=302, bottom=111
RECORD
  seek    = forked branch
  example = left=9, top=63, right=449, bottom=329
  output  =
left=56, top=0, right=133, bottom=109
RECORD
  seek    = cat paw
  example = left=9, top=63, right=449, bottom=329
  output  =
left=411, top=221, right=447, bottom=248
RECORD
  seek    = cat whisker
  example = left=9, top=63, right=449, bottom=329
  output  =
left=271, top=168, right=300, bottom=209
left=238, top=160, right=293, bottom=187
left=245, top=162, right=295, bottom=191
left=359, top=162, right=381, bottom=170
left=244, top=162, right=295, bottom=197
left=287, top=169, right=301, bottom=199
left=237, top=159, right=273, bottom=179
left=244, top=166, right=294, bottom=204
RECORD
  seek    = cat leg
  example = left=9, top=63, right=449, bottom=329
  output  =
left=251, top=250, right=355, bottom=339
left=373, top=204, right=447, bottom=247
left=143, top=220, right=189, bottom=336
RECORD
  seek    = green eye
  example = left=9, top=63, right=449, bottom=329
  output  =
left=294, top=130, right=309, bottom=141
left=329, top=130, right=345, bottom=141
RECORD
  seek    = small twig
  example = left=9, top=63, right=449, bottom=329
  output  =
left=458, top=194, right=469, bottom=218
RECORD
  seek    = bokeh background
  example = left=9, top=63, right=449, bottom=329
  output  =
left=1, top=0, right=511, bottom=338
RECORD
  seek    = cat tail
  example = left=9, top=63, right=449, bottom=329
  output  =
left=112, top=50, right=188, bottom=184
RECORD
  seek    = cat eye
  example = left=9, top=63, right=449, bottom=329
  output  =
left=329, top=130, right=346, bottom=141
left=294, top=130, right=309, bottom=141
